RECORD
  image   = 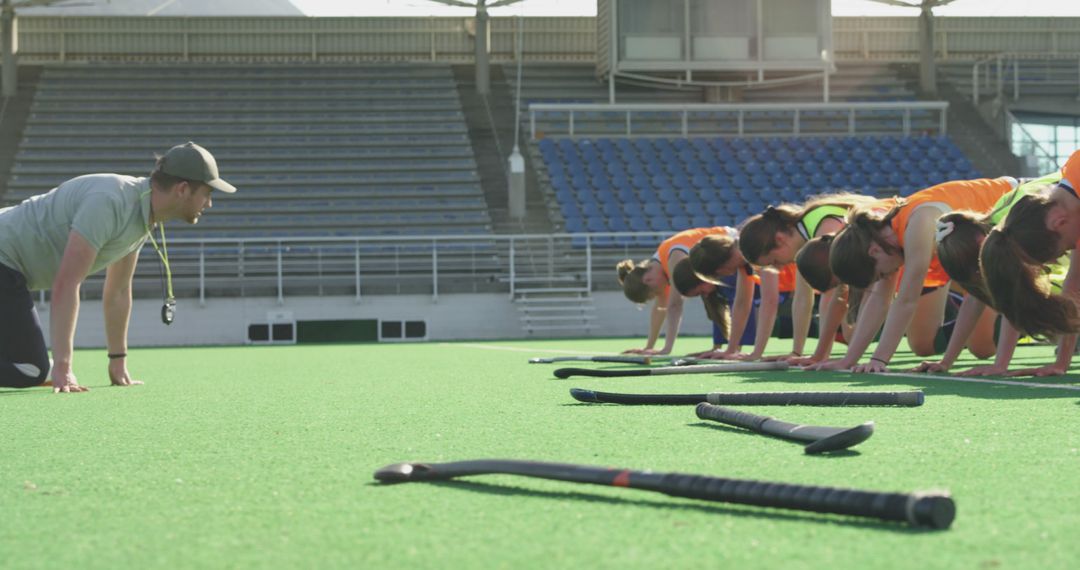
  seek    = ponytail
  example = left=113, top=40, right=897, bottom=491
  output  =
left=701, top=290, right=731, bottom=341
left=935, top=211, right=995, bottom=306
left=980, top=194, right=1080, bottom=335
left=672, top=258, right=704, bottom=297
left=616, top=258, right=653, bottom=304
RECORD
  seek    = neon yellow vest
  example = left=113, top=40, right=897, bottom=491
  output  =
left=795, top=205, right=848, bottom=240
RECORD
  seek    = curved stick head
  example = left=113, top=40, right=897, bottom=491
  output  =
left=569, top=388, right=599, bottom=403
left=803, top=422, right=874, bottom=454
left=373, top=462, right=434, bottom=483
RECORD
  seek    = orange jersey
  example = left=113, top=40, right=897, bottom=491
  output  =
left=891, top=178, right=1016, bottom=288
left=751, top=263, right=798, bottom=293
left=1062, top=149, right=1080, bottom=193
left=653, top=226, right=735, bottom=280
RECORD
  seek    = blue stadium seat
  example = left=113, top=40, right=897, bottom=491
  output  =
left=627, top=215, right=649, bottom=232
left=664, top=202, right=687, bottom=217
left=585, top=217, right=608, bottom=232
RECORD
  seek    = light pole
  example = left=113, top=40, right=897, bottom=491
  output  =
left=2, top=1, right=91, bottom=98
left=427, top=0, right=522, bottom=96
left=2, top=0, right=16, bottom=98
left=867, top=0, right=957, bottom=96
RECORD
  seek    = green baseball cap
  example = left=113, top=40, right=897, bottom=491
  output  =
left=160, top=141, right=236, bottom=193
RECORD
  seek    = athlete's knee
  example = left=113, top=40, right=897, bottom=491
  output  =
left=907, top=337, right=938, bottom=357
left=3, top=357, right=50, bottom=388
left=968, top=343, right=996, bottom=360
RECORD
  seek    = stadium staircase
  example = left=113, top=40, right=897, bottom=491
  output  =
left=884, top=62, right=1021, bottom=178
left=0, top=65, right=42, bottom=199
left=4, top=64, right=510, bottom=299
left=6, top=64, right=492, bottom=238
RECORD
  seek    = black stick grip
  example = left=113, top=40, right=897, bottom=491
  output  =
left=650, top=472, right=955, bottom=529
left=554, top=367, right=650, bottom=379
left=706, top=391, right=923, bottom=407
left=695, top=403, right=770, bottom=432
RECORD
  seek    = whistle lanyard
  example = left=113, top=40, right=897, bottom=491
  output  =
left=144, top=221, right=174, bottom=302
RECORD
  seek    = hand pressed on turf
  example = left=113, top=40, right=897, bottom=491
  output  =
left=1004, top=364, right=1068, bottom=377
left=954, top=364, right=1008, bottom=377
left=108, top=358, right=144, bottom=387
left=911, top=360, right=949, bottom=374
left=51, top=361, right=88, bottom=393
left=802, top=358, right=853, bottom=372
left=624, top=347, right=669, bottom=356
left=852, top=360, right=888, bottom=374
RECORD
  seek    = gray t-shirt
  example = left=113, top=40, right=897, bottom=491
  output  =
left=0, top=174, right=152, bottom=291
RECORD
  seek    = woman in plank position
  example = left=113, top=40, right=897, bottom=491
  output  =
left=686, top=232, right=796, bottom=360
left=809, top=177, right=1018, bottom=372
left=977, top=150, right=1080, bottom=376
left=737, top=193, right=875, bottom=363
left=616, top=226, right=745, bottom=355
left=917, top=169, right=1070, bottom=376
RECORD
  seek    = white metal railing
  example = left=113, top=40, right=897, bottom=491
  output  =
left=5, top=16, right=1080, bottom=65
left=972, top=53, right=1080, bottom=103
left=13, top=16, right=594, bottom=63
left=70, top=232, right=667, bottom=305
left=529, top=102, right=949, bottom=139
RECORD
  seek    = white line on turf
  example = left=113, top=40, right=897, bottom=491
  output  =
left=440, top=343, right=618, bottom=355
left=450, top=344, right=1080, bottom=391
left=878, top=372, right=1080, bottom=392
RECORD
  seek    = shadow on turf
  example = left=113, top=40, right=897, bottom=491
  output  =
left=368, top=479, right=931, bottom=532
left=688, top=422, right=863, bottom=457
left=733, top=368, right=1080, bottom=401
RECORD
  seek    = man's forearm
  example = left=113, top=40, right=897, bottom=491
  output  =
left=49, top=283, right=81, bottom=365
left=103, top=288, right=132, bottom=354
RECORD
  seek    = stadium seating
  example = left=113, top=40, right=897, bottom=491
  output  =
left=5, top=64, right=493, bottom=238
left=537, top=135, right=980, bottom=242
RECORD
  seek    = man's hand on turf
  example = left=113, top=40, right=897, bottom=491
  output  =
left=108, top=358, right=144, bottom=387
left=51, top=361, right=88, bottom=393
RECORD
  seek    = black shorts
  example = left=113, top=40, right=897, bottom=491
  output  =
left=0, top=262, right=50, bottom=388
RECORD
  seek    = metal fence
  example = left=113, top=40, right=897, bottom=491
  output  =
left=67, top=232, right=667, bottom=305
left=528, top=101, right=949, bottom=139
left=971, top=52, right=1080, bottom=103
left=7, top=16, right=1080, bottom=64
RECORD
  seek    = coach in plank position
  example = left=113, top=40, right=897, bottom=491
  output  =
left=0, top=142, right=235, bottom=393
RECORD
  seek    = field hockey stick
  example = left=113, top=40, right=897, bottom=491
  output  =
left=695, top=403, right=874, bottom=454
left=529, top=355, right=653, bottom=365
left=373, top=459, right=954, bottom=529
left=553, top=361, right=788, bottom=379
left=570, top=388, right=924, bottom=406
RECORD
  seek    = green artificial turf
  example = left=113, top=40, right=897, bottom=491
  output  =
left=1, top=337, right=1078, bottom=569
